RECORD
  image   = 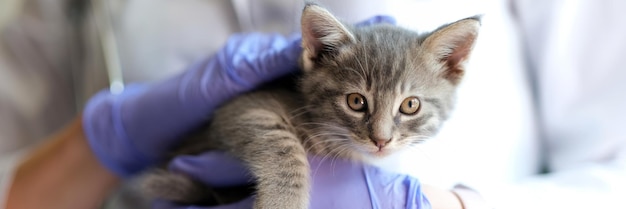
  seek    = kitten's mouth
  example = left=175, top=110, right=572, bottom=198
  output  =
left=363, top=146, right=392, bottom=157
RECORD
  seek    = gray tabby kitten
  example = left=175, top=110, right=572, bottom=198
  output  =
left=143, top=3, right=480, bottom=209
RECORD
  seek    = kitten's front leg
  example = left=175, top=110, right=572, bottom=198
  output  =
left=238, top=130, right=310, bottom=209
left=209, top=91, right=311, bottom=209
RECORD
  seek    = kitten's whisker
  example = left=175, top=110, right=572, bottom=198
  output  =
left=299, top=124, right=350, bottom=138
left=407, top=141, right=427, bottom=147
left=404, top=135, right=431, bottom=141
left=303, top=137, right=351, bottom=148
left=297, top=122, right=343, bottom=129
left=304, top=137, right=348, bottom=154
left=405, top=136, right=429, bottom=141
left=288, top=105, right=312, bottom=115
left=300, top=126, right=350, bottom=143
left=329, top=144, right=352, bottom=175
left=405, top=134, right=431, bottom=138
left=323, top=143, right=348, bottom=159
left=304, top=132, right=351, bottom=142
left=312, top=141, right=348, bottom=178
left=304, top=136, right=347, bottom=146
left=327, top=145, right=346, bottom=176
left=302, top=131, right=345, bottom=143
left=289, top=110, right=310, bottom=121
left=288, top=105, right=313, bottom=120
left=300, top=126, right=347, bottom=134
left=405, top=137, right=429, bottom=144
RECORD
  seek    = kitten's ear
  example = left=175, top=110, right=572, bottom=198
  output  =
left=422, top=16, right=481, bottom=84
left=301, top=3, right=355, bottom=67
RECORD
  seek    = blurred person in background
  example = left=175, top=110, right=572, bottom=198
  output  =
left=0, top=0, right=624, bottom=209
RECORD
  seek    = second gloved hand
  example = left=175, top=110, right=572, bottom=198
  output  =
left=153, top=152, right=431, bottom=209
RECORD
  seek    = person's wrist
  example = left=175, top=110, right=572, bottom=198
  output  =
left=6, top=118, right=119, bottom=209
left=451, top=185, right=492, bottom=209
left=422, top=184, right=464, bottom=209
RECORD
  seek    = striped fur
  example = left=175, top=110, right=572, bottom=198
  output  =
left=141, top=4, right=480, bottom=209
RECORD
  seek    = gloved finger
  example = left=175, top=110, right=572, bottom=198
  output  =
left=168, top=151, right=252, bottom=187
left=221, top=34, right=301, bottom=89
left=224, top=33, right=282, bottom=56
left=355, top=15, right=397, bottom=27
left=246, top=36, right=302, bottom=81
left=152, top=197, right=254, bottom=209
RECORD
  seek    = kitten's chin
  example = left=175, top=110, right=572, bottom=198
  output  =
left=368, top=150, right=394, bottom=159
left=337, top=144, right=398, bottom=163
left=354, top=148, right=396, bottom=163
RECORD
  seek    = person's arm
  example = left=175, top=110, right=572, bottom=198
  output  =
left=4, top=32, right=301, bottom=208
left=5, top=118, right=119, bottom=209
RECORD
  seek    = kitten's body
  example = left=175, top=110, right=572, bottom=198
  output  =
left=143, top=4, right=480, bottom=209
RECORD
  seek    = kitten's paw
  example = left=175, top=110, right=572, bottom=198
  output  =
left=254, top=198, right=309, bottom=209
left=253, top=188, right=309, bottom=209
left=139, top=169, right=218, bottom=205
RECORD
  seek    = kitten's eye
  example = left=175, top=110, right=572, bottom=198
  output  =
left=400, top=97, right=420, bottom=115
left=347, top=93, right=367, bottom=112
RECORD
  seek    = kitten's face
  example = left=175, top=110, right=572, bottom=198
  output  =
left=301, top=26, right=451, bottom=158
left=299, top=5, right=479, bottom=160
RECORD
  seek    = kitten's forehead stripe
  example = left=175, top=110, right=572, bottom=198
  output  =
left=347, top=27, right=416, bottom=120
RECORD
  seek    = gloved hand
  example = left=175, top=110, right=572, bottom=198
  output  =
left=152, top=152, right=431, bottom=209
left=83, top=33, right=301, bottom=177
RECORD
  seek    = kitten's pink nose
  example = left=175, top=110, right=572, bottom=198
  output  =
left=371, top=138, right=391, bottom=149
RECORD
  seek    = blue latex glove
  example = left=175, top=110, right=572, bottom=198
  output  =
left=153, top=152, right=431, bottom=209
left=83, top=33, right=301, bottom=177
